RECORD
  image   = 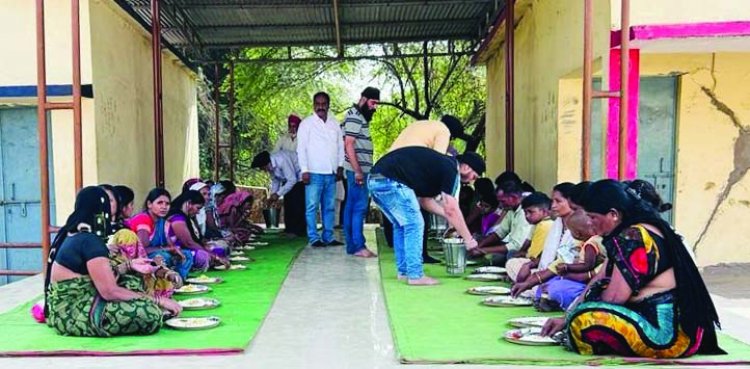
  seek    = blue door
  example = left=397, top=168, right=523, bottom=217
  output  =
left=0, top=107, right=55, bottom=284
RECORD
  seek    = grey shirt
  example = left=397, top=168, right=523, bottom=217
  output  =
left=342, top=106, right=374, bottom=173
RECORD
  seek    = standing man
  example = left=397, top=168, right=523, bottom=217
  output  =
left=250, top=150, right=306, bottom=237
left=273, top=114, right=301, bottom=152
left=369, top=148, right=484, bottom=285
left=297, top=92, right=345, bottom=247
left=342, top=87, right=380, bottom=258
left=384, top=115, right=473, bottom=262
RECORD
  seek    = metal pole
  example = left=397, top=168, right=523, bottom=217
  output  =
left=581, top=0, right=593, bottom=180
left=332, top=0, right=343, bottom=57
left=213, top=63, right=221, bottom=182
left=151, top=0, right=165, bottom=187
left=505, top=0, right=515, bottom=171
left=35, top=0, right=51, bottom=268
left=71, top=0, right=83, bottom=191
left=228, top=60, right=235, bottom=182
left=619, top=0, right=630, bottom=180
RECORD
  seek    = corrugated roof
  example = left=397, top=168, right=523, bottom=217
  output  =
left=120, top=0, right=504, bottom=59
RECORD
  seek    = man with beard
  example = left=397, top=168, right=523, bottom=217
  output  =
left=274, top=114, right=302, bottom=153
left=342, top=87, right=380, bottom=258
left=297, top=92, right=345, bottom=247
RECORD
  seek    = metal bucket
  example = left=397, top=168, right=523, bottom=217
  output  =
left=263, top=208, right=279, bottom=228
left=429, top=214, right=448, bottom=239
left=441, top=238, right=467, bottom=276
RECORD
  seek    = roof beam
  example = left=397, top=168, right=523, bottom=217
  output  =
left=162, top=17, right=480, bottom=31
left=195, top=50, right=475, bottom=64
left=332, top=0, right=343, bottom=57
left=187, top=35, right=478, bottom=48
left=130, top=0, right=492, bottom=9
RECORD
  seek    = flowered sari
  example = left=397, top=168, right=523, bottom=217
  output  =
left=46, top=274, right=162, bottom=337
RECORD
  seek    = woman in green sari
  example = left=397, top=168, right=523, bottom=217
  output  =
left=45, top=186, right=182, bottom=337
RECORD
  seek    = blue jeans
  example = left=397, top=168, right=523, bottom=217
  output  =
left=344, top=170, right=369, bottom=254
left=368, top=177, right=424, bottom=279
left=305, top=173, right=337, bottom=243
left=148, top=248, right=194, bottom=280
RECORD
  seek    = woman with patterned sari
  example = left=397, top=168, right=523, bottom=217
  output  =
left=542, top=180, right=724, bottom=358
left=217, top=190, right=257, bottom=244
left=129, top=188, right=194, bottom=280
left=108, top=228, right=181, bottom=298
left=45, top=186, right=182, bottom=337
left=167, top=190, right=229, bottom=271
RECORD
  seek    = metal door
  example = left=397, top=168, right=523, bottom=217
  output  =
left=588, top=77, right=677, bottom=222
left=0, top=107, right=55, bottom=284
left=637, top=77, right=677, bottom=223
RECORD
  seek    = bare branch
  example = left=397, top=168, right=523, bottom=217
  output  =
left=379, top=101, right=425, bottom=120
left=429, top=55, right=465, bottom=104
left=423, top=41, right=430, bottom=116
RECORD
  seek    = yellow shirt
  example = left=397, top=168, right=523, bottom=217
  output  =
left=547, top=235, right=605, bottom=274
left=526, top=218, right=553, bottom=259
left=388, top=120, right=451, bottom=154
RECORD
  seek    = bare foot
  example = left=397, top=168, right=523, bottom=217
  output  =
left=353, top=249, right=377, bottom=258
left=407, top=276, right=440, bottom=286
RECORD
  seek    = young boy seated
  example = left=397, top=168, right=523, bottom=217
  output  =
left=510, top=210, right=605, bottom=311
left=505, top=192, right=554, bottom=282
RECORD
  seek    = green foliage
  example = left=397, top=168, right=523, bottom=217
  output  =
left=198, top=43, right=486, bottom=187
left=198, top=47, right=354, bottom=187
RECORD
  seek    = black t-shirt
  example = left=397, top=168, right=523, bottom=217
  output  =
left=371, top=146, right=458, bottom=197
left=54, top=232, right=110, bottom=275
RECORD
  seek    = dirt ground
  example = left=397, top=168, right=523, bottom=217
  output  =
left=702, top=263, right=750, bottom=299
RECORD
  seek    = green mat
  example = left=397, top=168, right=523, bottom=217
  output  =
left=376, top=229, right=750, bottom=365
left=0, top=235, right=305, bottom=357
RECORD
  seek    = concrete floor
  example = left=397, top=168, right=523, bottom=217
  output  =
left=1, top=233, right=749, bottom=369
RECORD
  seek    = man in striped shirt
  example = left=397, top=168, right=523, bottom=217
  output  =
left=342, top=87, right=380, bottom=258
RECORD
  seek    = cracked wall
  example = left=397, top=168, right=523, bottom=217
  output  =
left=640, top=53, right=750, bottom=266
left=484, top=0, right=611, bottom=192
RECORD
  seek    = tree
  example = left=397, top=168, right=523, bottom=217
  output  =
left=364, top=41, right=487, bottom=157
left=197, top=47, right=354, bottom=186
left=197, top=43, right=487, bottom=186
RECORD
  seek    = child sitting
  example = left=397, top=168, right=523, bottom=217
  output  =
left=505, top=192, right=554, bottom=282
left=108, top=229, right=182, bottom=298
left=510, top=210, right=605, bottom=310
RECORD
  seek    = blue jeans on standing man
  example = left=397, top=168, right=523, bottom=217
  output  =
left=344, top=170, right=369, bottom=254
left=368, top=176, right=425, bottom=279
left=305, top=173, right=337, bottom=244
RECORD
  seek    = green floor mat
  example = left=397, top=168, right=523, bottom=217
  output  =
left=0, top=235, right=305, bottom=357
left=375, top=229, right=750, bottom=365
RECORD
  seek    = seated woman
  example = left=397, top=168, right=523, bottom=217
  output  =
left=45, top=186, right=181, bottom=337
left=129, top=188, right=194, bottom=279
left=463, top=178, right=500, bottom=236
left=218, top=189, right=257, bottom=244
left=511, top=210, right=605, bottom=310
left=203, top=182, right=229, bottom=239
left=108, top=228, right=181, bottom=298
left=113, top=185, right=136, bottom=229
left=167, top=190, right=229, bottom=271
left=99, top=184, right=120, bottom=233
left=542, top=180, right=724, bottom=358
left=513, top=183, right=576, bottom=284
